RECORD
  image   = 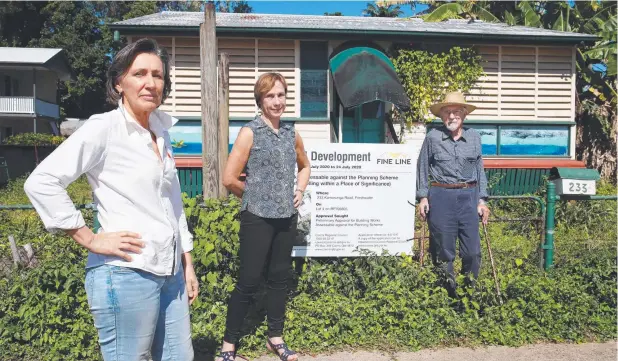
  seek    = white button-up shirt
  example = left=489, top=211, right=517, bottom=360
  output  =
left=24, top=103, right=193, bottom=276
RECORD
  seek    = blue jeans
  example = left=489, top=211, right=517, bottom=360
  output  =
left=85, top=264, right=194, bottom=361
left=428, top=186, right=482, bottom=290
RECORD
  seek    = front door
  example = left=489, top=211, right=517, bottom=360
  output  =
left=338, top=100, right=385, bottom=143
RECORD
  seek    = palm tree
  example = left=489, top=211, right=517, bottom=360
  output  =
left=376, top=0, right=432, bottom=15
left=362, top=2, right=404, bottom=17
left=422, top=0, right=500, bottom=22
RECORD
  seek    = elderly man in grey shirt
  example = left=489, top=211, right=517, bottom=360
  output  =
left=417, top=91, right=490, bottom=296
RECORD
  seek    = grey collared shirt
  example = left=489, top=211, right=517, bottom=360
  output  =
left=416, top=126, right=488, bottom=201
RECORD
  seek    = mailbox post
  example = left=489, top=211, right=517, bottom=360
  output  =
left=543, top=167, right=601, bottom=270
left=550, top=168, right=600, bottom=197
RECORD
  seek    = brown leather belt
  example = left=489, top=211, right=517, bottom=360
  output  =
left=431, top=181, right=477, bottom=189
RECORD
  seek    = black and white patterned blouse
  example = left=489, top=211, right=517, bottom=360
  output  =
left=241, top=116, right=297, bottom=219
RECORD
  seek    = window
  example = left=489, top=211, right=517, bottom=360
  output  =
left=300, top=41, right=328, bottom=118
left=474, top=125, right=498, bottom=155
left=3, top=76, right=10, bottom=96
left=3, top=76, right=19, bottom=96
left=167, top=121, right=245, bottom=156
left=499, top=125, right=569, bottom=156
left=1, top=127, right=12, bottom=142
left=469, top=124, right=569, bottom=156
left=428, top=123, right=570, bottom=157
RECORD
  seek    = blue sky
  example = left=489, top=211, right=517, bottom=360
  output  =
left=247, top=1, right=427, bottom=16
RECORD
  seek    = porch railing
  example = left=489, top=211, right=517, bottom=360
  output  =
left=0, top=96, right=34, bottom=114
left=0, top=96, right=60, bottom=118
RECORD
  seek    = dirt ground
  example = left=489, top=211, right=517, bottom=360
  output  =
left=243, top=341, right=617, bottom=361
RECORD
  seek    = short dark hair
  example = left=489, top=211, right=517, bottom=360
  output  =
left=106, top=38, right=172, bottom=105
left=254, top=72, right=288, bottom=107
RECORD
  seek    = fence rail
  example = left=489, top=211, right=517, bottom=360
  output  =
left=2, top=191, right=616, bottom=272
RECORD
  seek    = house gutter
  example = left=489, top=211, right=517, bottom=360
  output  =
left=110, top=24, right=598, bottom=44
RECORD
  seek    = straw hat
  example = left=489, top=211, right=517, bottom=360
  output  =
left=430, top=91, right=477, bottom=117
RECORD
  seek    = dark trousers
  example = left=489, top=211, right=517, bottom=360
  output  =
left=428, top=186, right=481, bottom=292
left=223, top=210, right=298, bottom=344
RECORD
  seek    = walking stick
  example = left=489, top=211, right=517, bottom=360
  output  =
left=482, top=222, right=503, bottom=305
left=420, top=220, right=426, bottom=267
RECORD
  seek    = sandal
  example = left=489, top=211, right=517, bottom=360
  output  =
left=216, top=342, right=250, bottom=361
left=266, top=338, right=298, bottom=361
left=216, top=350, right=236, bottom=361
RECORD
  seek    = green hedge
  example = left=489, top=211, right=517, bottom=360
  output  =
left=0, top=179, right=616, bottom=360
left=2, top=133, right=65, bottom=146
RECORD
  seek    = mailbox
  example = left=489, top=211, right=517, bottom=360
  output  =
left=549, top=167, right=600, bottom=196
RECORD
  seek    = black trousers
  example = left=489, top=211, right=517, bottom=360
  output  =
left=223, top=210, right=298, bottom=344
left=428, top=186, right=482, bottom=294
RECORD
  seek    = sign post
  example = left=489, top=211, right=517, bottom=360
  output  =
left=293, top=143, right=421, bottom=257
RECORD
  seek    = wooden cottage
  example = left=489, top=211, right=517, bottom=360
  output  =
left=111, top=12, right=596, bottom=196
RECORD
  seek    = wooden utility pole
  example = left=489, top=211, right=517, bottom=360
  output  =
left=200, top=3, right=219, bottom=199
left=218, top=52, right=230, bottom=197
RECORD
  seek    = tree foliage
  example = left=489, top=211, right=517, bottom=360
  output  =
left=391, top=46, right=484, bottom=126
left=35, top=2, right=116, bottom=118
left=363, top=2, right=404, bottom=17
left=423, top=0, right=500, bottom=22
left=0, top=0, right=252, bottom=120
left=0, top=2, right=48, bottom=47
left=0, top=1, right=128, bottom=118
left=218, top=1, right=253, bottom=13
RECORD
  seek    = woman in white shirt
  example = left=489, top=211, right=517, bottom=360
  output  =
left=24, top=38, right=197, bottom=361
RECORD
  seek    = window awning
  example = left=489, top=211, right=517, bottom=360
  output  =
left=329, top=46, right=410, bottom=110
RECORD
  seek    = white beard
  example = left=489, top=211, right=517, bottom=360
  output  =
left=445, top=122, right=459, bottom=132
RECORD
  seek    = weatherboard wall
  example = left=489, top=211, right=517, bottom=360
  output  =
left=126, top=35, right=576, bottom=159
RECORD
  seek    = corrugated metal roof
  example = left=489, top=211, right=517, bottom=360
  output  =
left=0, top=47, right=72, bottom=80
left=112, top=11, right=596, bottom=42
left=0, top=47, right=64, bottom=64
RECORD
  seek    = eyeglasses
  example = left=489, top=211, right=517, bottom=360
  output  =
left=441, top=109, right=465, bottom=117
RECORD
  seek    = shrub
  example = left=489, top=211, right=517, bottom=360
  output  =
left=0, top=179, right=615, bottom=360
left=2, top=133, right=65, bottom=146
left=0, top=176, right=92, bottom=256
left=0, top=242, right=96, bottom=361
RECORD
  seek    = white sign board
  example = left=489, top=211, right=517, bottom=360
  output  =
left=292, top=143, right=421, bottom=257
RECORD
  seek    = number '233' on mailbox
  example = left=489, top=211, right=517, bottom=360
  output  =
left=549, top=167, right=600, bottom=196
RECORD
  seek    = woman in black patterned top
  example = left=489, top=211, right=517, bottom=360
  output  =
left=217, top=72, right=311, bottom=361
